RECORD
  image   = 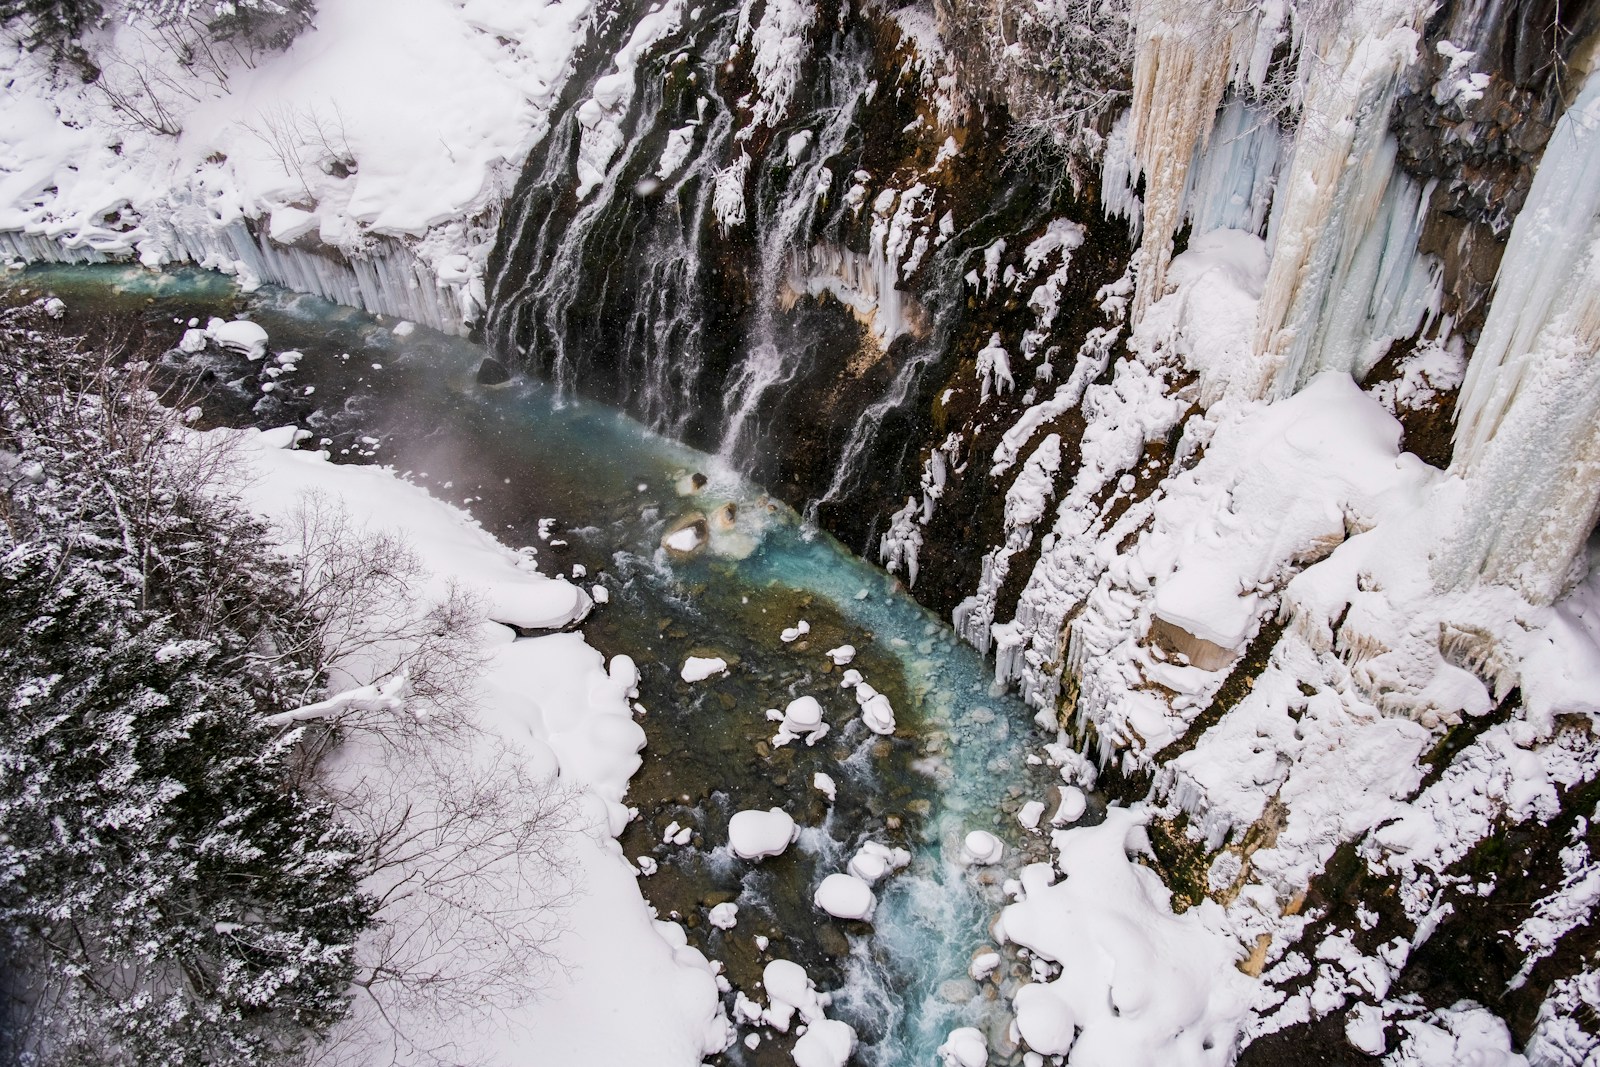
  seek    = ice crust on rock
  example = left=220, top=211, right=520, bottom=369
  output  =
left=729, top=808, right=798, bottom=860
left=708, top=902, right=739, bottom=930
left=826, top=644, right=856, bottom=665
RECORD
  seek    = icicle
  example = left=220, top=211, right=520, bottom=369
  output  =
left=1122, top=0, right=1255, bottom=324
left=1180, top=99, right=1283, bottom=239
left=1435, top=71, right=1600, bottom=605
left=3, top=219, right=477, bottom=334
left=1253, top=8, right=1428, bottom=397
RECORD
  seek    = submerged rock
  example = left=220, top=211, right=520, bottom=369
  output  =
left=475, top=355, right=512, bottom=385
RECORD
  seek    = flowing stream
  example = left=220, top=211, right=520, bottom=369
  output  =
left=3, top=264, right=1076, bottom=1066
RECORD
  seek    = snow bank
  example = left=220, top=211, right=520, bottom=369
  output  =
left=1000, top=807, right=1251, bottom=1065
left=2, top=0, right=595, bottom=328
left=1142, top=372, right=1424, bottom=655
left=230, top=426, right=728, bottom=1065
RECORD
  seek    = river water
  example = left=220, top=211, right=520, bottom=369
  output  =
left=4, top=264, right=1072, bottom=1065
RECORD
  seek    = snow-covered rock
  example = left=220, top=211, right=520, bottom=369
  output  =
left=759, top=959, right=828, bottom=1031
left=767, top=695, right=830, bottom=747
left=1053, top=786, right=1087, bottom=826
left=960, top=830, right=1004, bottom=866
left=1001, top=807, right=1252, bottom=1063
left=206, top=317, right=270, bottom=360
left=728, top=808, right=798, bottom=860
left=846, top=841, right=911, bottom=884
left=681, top=656, right=729, bottom=683
left=853, top=681, right=897, bottom=735
left=1018, top=800, right=1046, bottom=831
left=937, top=1026, right=988, bottom=1066
left=792, top=1018, right=857, bottom=1067
left=814, top=873, right=876, bottom=921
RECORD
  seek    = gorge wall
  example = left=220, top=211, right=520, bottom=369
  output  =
left=481, top=0, right=1600, bottom=1059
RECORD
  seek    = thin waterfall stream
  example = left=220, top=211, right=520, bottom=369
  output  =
left=3, top=264, right=1083, bottom=1066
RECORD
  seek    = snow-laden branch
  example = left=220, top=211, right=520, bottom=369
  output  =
left=266, top=671, right=409, bottom=726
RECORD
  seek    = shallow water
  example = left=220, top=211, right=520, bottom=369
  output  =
left=4, top=264, right=1064, bottom=1065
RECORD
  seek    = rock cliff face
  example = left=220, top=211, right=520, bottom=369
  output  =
left=1390, top=0, right=1600, bottom=337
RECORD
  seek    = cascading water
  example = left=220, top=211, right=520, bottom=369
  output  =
left=714, top=54, right=872, bottom=460
left=480, top=0, right=1060, bottom=547
left=483, top=0, right=736, bottom=440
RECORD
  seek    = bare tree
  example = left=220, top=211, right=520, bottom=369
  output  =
left=266, top=491, right=581, bottom=1066
left=240, top=102, right=358, bottom=204
left=312, top=723, right=580, bottom=1067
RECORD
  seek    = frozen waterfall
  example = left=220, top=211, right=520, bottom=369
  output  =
left=1435, top=70, right=1600, bottom=605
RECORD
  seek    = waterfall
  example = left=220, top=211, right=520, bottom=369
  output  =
left=483, top=0, right=733, bottom=439
left=1435, top=70, right=1600, bottom=605
left=1179, top=98, right=1283, bottom=241
left=1121, top=0, right=1254, bottom=324
left=715, top=58, right=872, bottom=460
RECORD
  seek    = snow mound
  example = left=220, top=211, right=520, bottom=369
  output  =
left=681, top=656, right=729, bottom=682
left=814, top=873, right=876, bottom=921
left=1000, top=807, right=1251, bottom=1065
left=729, top=808, right=797, bottom=860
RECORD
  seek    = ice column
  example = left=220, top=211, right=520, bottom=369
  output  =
left=1123, top=0, right=1250, bottom=324
left=1436, top=72, right=1600, bottom=605
left=1180, top=99, right=1283, bottom=240
left=1252, top=8, right=1430, bottom=397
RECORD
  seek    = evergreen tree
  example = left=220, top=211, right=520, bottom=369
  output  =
left=0, top=0, right=103, bottom=52
left=0, top=307, right=373, bottom=1066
